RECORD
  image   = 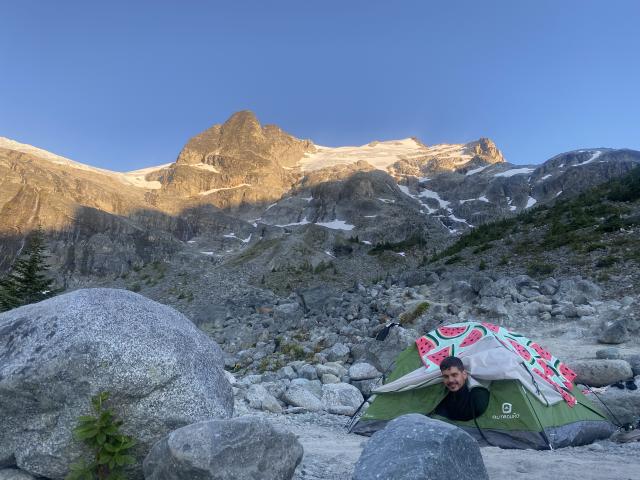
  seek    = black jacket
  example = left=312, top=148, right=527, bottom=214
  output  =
left=433, top=384, right=490, bottom=421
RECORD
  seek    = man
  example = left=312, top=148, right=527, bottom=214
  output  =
left=433, top=356, right=490, bottom=421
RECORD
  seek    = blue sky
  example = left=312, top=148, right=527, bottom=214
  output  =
left=1, top=1, right=639, bottom=171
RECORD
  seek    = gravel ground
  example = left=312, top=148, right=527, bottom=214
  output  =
left=242, top=410, right=640, bottom=480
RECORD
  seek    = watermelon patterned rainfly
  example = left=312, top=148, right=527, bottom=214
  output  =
left=415, top=322, right=579, bottom=407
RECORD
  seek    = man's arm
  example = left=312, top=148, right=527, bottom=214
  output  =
left=470, top=387, right=490, bottom=417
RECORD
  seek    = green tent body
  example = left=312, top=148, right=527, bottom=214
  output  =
left=351, top=322, right=615, bottom=449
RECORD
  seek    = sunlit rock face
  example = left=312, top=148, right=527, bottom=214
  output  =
left=1, top=113, right=639, bottom=281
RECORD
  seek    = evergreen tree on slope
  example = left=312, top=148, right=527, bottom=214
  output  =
left=0, top=226, right=58, bottom=312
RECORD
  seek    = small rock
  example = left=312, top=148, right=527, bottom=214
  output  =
left=598, top=320, right=630, bottom=345
left=277, top=365, right=297, bottom=380
left=282, top=385, right=323, bottom=411
left=576, top=305, right=596, bottom=317
left=321, top=373, right=341, bottom=384
left=562, top=304, right=579, bottom=318
left=316, top=362, right=348, bottom=378
left=246, top=384, right=283, bottom=413
left=238, top=374, right=263, bottom=387
left=299, top=364, right=318, bottom=381
left=539, top=312, right=552, bottom=322
left=321, top=383, right=365, bottom=415
left=540, top=277, right=559, bottom=296
left=596, top=348, right=622, bottom=360
left=325, top=343, right=351, bottom=362
left=348, top=362, right=382, bottom=381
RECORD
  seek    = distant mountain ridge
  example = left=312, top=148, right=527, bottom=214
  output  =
left=1, top=111, right=639, bottom=284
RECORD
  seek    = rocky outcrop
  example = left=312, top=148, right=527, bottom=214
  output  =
left=570, top=360, right=634, bottom=387
left=353, top=414, right=488, bottom=480
left=0, top=289, right=233, bottom=479
left=143, top=417, right=303, bottom=480
left=160, top=111, right=313, bottom=201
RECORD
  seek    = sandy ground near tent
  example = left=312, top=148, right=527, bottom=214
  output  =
left=266, top=411, right=640, bottom=480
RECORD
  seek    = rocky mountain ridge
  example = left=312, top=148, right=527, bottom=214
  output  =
left=1, top=112, right=639, bottom=294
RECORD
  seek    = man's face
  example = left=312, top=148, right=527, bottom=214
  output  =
left=441, top=366, right=468, bottom=392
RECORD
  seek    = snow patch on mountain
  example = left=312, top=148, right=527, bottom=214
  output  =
left=579, top=151, right=603, bottom=165
left=0, top=136, right=169, bottom=190
left=466, top=165, right=488, bottom=176
left=494, top=167, right=535, bottom=178
left=418, top=188, right=450, bottom=209
left=316, top=220, right=355, bottom=231
left=298, top=138, right=473, bottom=172
left=198, top=184, right=252, bottom=196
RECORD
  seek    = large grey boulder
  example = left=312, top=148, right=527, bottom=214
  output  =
left=570, top=359, right=634, bottom=386
left=598, top=319, right=630, bottom=344
left=143, top=417, right=303, bottom=480
left=585, top=377, right=640, bottom=425
left=627, top=355, right=640, bottom=376
left=353, top=414, right=488, bottom=480
left=0, top=288, right=233, bottom=479
left=352, top=326, right=417, bottom=372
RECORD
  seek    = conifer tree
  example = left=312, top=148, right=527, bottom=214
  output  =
left=0, top=226, right=57, bottom=312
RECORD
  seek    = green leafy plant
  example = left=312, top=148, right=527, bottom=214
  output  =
left=66, top=392, right=136, bottom=480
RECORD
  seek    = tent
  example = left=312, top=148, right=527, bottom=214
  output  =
left=350, top=321, right=616, bottom=449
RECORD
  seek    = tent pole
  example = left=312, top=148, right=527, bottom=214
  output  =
left=522, top=385, right=553, bottom=450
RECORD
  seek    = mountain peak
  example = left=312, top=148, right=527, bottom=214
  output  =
left=222, top=110, right=262, bottom=135
left=468, top=137, right=505, bottom=164
left=175, top=111, right=311, bottom=168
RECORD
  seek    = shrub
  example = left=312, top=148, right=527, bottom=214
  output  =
left=399, top=302, right=430, bottom=325
left=66, top=392, right=136, bottom=480
left=527, top=262, right=555, bottom=277
left=444, top=255, right=462, bottom=265
left=313, top=261, right=333, bottom=274
left=597, top=215, right=624, bottom=233
left=368, top=233, right=426, bottom=255
left=479, top=259, right=487, bottom=270
left=607, top=167, right=640, bottom=202
left=473, top=243, right=493, bottom=254
left=596, top=256, right=619, bottom=268
left=280, top=342, right=306, bottom=360
left=585, top=242, right=607, bottom=252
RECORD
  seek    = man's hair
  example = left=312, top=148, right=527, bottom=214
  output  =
left=439, top=356, right=465, bottom=371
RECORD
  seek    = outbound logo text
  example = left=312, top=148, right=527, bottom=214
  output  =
left=491, top=402, right=520, bottom=420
